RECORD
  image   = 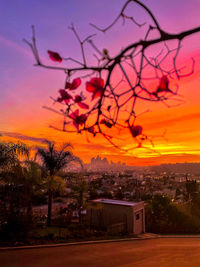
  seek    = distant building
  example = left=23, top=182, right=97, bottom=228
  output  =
left=84, top=155, right=129, bottom=172
left=86, top=199, right=145, bottom=235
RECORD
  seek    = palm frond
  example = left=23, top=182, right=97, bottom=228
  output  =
left=36, top=140, right=80, bottom=175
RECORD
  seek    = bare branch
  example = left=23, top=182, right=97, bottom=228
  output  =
left=24, top=0, right=200, bottom=153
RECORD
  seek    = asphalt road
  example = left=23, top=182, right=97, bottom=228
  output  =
left=1, top=238, right=200, bottom=267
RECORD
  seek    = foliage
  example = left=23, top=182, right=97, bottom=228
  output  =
left=0, top=150, right=44, bottom=240
left=0, top=143, right=44, bottom=237
left=0, top=213, right=33, bottom=241
left=146, top=194, right=200, bottom=234
left=70, top=175, right=88, bottom=223
left=0, top=142, right=28, bottom=170
left=185, top=179, right=198, bottom=201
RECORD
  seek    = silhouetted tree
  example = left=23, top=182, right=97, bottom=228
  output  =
left=22, top=160, right=43, bottom=222
left=0, top=144, right=43, bottom=225
left=0, top=142, right=28, bottom=170
left=70, top=175, right=88, bottom=223
left=37, top=140, right=81, bottom=225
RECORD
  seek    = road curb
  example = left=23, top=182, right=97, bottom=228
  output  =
left=159, top=235, right=200, bottom=238
left=6, top=234, right=200, bottom=251
left=0, top=236, right=158, bottom=251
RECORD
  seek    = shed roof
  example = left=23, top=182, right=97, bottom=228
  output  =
left=91, top=198, right=143, bottom=207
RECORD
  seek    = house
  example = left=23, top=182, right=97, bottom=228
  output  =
left=86, top=198, right=145, bottom=235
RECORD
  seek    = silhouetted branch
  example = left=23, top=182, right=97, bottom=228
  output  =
left=24, top=0, right=200, bottom=152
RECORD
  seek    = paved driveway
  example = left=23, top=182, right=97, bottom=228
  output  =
left=1, top=238, right=200, bottom=267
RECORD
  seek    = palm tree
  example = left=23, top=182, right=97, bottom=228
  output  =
left=37, top=140, right=81, bottom=226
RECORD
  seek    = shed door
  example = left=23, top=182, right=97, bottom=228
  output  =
left=134, top=209, right=143, bottom=234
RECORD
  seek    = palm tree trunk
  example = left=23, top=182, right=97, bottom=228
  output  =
left=78, top=209, right=82, bottom=224
left=47, top=189, right=53, bottom=226
left=26, top=187, right=33, bottom=223
left=27, top=198, right=33, bottom=222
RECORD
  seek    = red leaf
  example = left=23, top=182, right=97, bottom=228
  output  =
left=159, top=76, right=169, bottom=91
left=100, top=119, right=113, bottom=128
left=78, top=102, right=89, bottom=109
left=69, top=109, right=87, bottom=131
left=74, top=95, right=82, bottom=103
left=70, top=109, right=79, bottom=120
left=65, top=78, right=81, bottom=90
left=74, top=95, right=89, bottom=109
left=129, top=125, right=143, bottom=137
left=88, top=126, right=96, bottom=136
left=47, top=50, right=62, bottom=62
left=86, top=77, right=104, bottom=100
left=88, top=126, right=95, bottom=134
left=154, top=76, right=173, bottom=95
left=57, top=89, right=72, bottom=104
left=92, top=90, right=103, bottom=100
left=71, top=78, right=81, bottom=90
left=73, top=120, right=79, bottom=131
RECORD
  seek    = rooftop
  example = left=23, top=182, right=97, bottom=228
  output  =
left=91, top=198, right=143, bottom=207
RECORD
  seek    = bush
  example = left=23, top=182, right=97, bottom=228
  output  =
left=146, top=194, right=200, bottom=234
left=0, top=213, right=32, bottom=241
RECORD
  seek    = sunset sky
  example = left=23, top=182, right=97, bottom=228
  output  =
left=0, top=0, right=200, bottom=166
